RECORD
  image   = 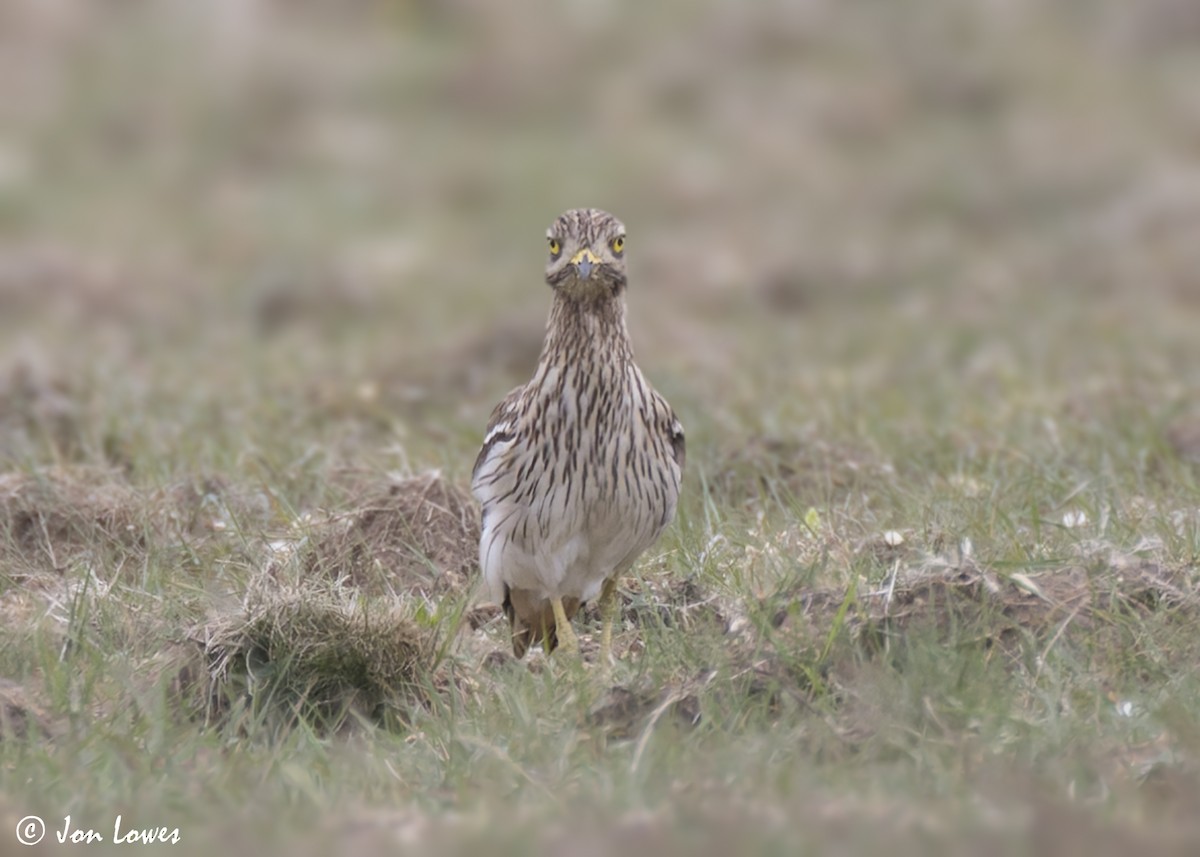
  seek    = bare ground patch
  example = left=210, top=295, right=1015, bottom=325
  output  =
left=300, top=471, right=479, bottom=598
left=615, top=572, right=729, bottom=634
left=0, top=243, right=206, bottom=336
left=584, top=675, right=709, bottom=743
left=420, top=310, right=544, bottom=400
left=1166, top=415, right=1200, bottom=464
left=303, top=311, right=544, bottom=425
left=161, top=474, right=275, bottom=539
left=710, top=432, right=894, bottom=506
left=0, top=677, right=50, bottom=740
left=748, top=555, right=1200, bottom=695
left=836, top=559, right=1193, bottom=651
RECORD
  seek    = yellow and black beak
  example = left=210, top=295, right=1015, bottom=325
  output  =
left=570, top=247, right=601, bottom=279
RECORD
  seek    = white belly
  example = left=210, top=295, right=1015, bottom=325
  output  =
left=479, top=490, right=668, bottom=605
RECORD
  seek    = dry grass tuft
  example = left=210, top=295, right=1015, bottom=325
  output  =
left=0, top=467, right=148, bottom=572
left=200, top=583, right=434, bottom=731
left=303, top=472, right=479, bottom=597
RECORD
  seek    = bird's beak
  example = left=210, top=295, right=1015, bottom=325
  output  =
left=570, top=247, right=601, bottom=279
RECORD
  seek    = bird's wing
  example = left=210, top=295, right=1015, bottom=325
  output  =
left=649, top=387, right=685, bottom=473
left=668, top=412, right=686, bottom=472
left=605, top=395, right=685, bottom=579
left=471, top=384, right=525, bottom=495
left=473, top=384, right=531, bottom=607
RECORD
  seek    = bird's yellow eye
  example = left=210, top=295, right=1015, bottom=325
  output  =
left=548, top=238, right=562, bottom=257
left=611, top=236, right=625, bottom=254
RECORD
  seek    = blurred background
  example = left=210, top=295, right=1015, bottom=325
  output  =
left=1, top=0, right=1199, bottom=481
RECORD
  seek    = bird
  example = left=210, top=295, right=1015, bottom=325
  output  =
left=471, top=208, right=685, bottom=663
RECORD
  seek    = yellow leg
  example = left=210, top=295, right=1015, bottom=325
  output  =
left=599, top=577, right=619, bottom=668
left=550, top=596, right=579, bottom=656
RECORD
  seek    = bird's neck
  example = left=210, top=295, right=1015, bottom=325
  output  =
left=538, top=292, right=633, bottom=370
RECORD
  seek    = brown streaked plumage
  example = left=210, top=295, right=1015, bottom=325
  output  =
left=471, top=209, right=685, bottom=661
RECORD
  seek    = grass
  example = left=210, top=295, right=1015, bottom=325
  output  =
left=3, top=0, right=1200, bottom=854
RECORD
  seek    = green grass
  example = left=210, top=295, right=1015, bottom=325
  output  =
left=3, top=1, right=1200, bottom=854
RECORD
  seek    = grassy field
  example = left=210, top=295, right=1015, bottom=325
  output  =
left=3, top=1, right=1200, bottom=853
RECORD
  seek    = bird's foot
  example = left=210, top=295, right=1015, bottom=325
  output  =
left=550, top=596, right=581, bottom=657
left=554, top=623, right=581, bottom=657
left=597, top=577, right=619, bottom=676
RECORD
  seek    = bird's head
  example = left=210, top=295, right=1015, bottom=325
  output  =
left=545, top=208, right=627, bottom=300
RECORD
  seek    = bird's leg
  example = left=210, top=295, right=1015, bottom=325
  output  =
left=550, top=596, right=579, bottom=656
left=599, top=577, right=619, bottom=669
